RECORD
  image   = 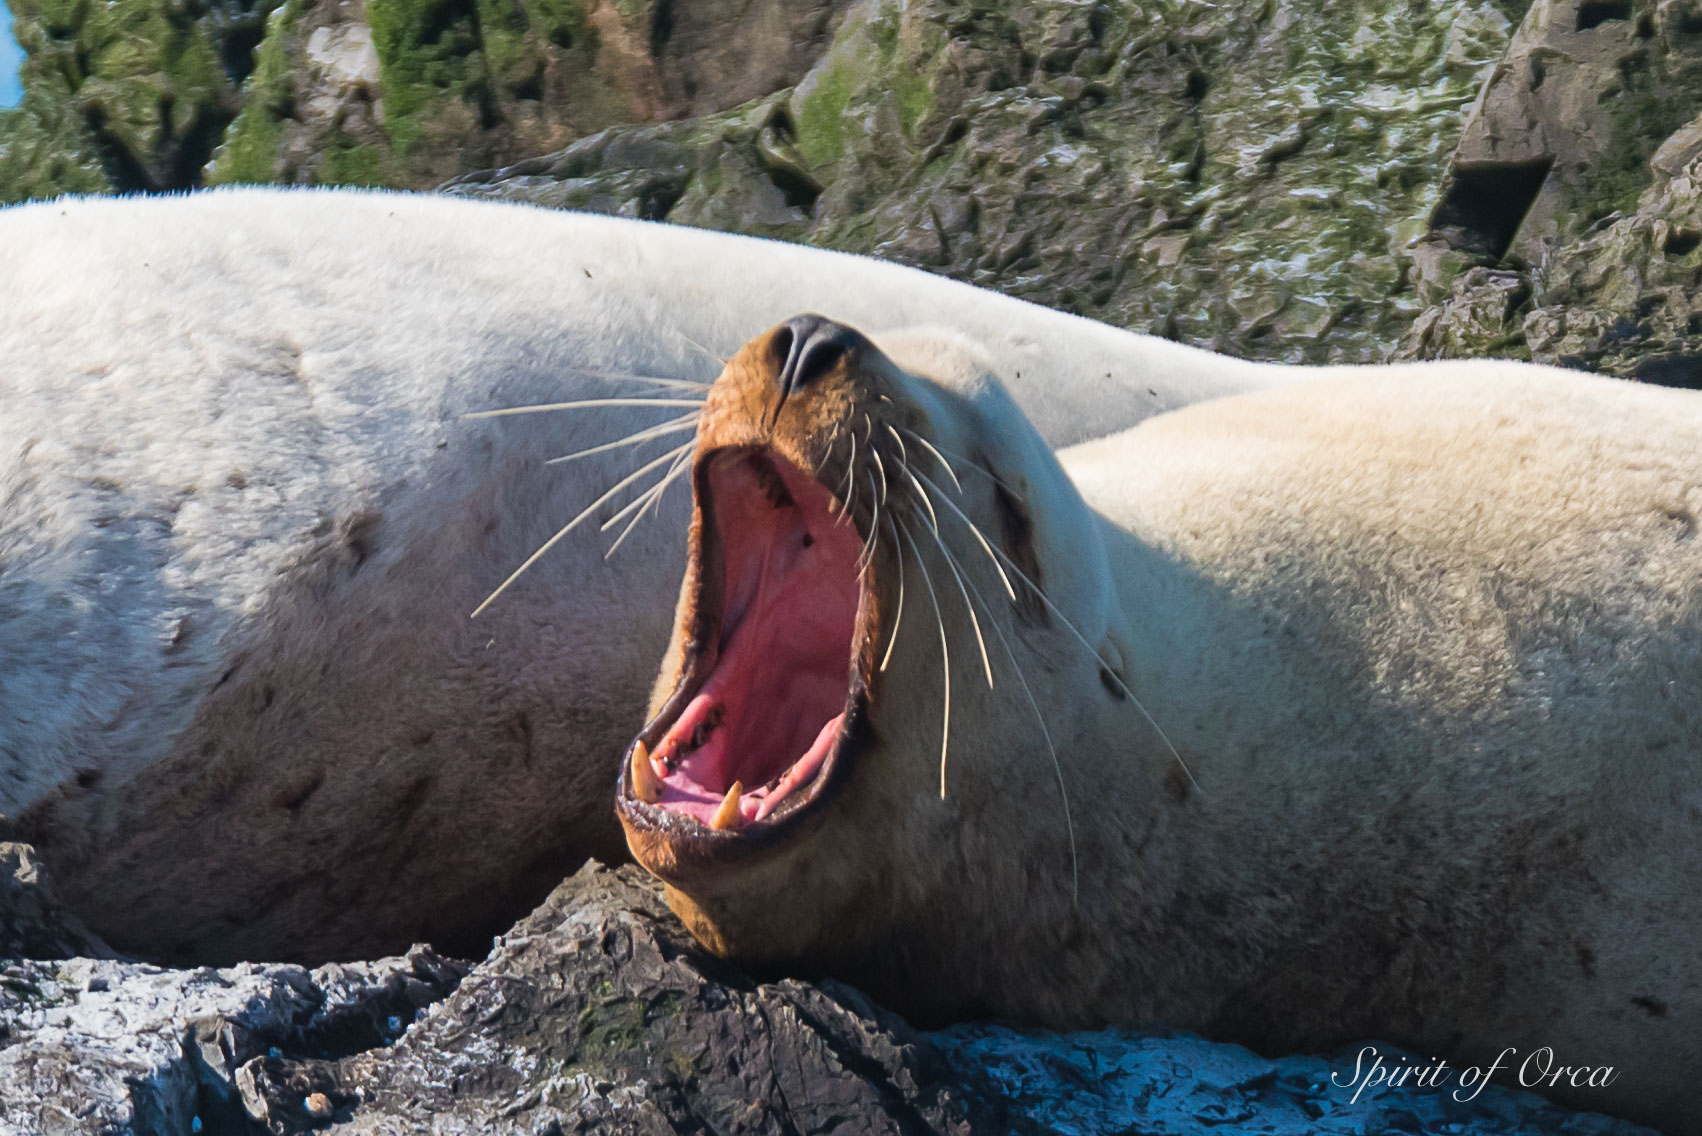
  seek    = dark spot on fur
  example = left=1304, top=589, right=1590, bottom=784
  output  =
left=508, top=711, right=535, bottom=767
left=343, top=511, right=381, bottom=568
left=1099, top=665, right=1126, bottom=699
left=275, top=770, right=325, bottom=813
left=74, top=769, right=101, bottom=790
left=1658, top=504, right=1697, bottom=541
left=225, top=470, right=248, bottom=490
left=1632, top=995, right=1668, bottom=1017
left=1163, top=762, right=1191, bottom=804
left=1577, top=943, right=1597, bottom=979
left=410, top=728, right=435, bottom=747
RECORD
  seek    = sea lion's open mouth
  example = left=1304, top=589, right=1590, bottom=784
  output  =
left=617, top=446, right=874, bottom=861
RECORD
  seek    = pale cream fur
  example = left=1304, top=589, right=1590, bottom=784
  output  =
left=641, top=333, right=1702, bottom=1133
left=0, top=187, right=1278, bottom=963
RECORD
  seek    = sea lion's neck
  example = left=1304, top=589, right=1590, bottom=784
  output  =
left=1071, top=507, right=1343, bottom=1027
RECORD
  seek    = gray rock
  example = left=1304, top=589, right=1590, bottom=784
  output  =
left=1430, top=0, right=1702, bottom=267
left=233, top=862, right=994, bottom=1135
left=443, top=0, right=1516, bottom=366
left=0, top=843, right=114, bottom=961
left=224, top=864, right=1655, bottom=1136
left=0, top=945, right=463, bottom=1135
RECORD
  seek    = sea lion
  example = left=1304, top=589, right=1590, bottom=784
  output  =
left=0, top=187, right=1286, bottom=964
left=617, top=315, right=1702, bottom=1131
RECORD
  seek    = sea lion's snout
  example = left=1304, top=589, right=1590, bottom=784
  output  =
left=615, top=315, right=900, bottom=882
left=615, top=315, right=1059, bottom=979
left=770, top=314, right=869, bottom=405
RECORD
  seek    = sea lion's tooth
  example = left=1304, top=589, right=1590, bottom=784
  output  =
left=754, top=783, right=790, bottom=822
left=631, top=741, right=661, bottom=804
left=711, top=781, right=745, bottom=830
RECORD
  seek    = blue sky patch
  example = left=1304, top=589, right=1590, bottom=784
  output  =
left=1, top=3, right=22, bottom=109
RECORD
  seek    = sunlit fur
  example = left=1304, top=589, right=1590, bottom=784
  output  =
left=635, top=325, right=1702, bottom=1133
left=0, top=187, right=1280, bottom=964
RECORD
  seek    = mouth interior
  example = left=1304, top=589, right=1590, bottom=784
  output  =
left=646, top=450, right=864, bottom=828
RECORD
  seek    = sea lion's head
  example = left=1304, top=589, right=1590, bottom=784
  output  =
left=616, top=315, right=1132, bottom=1022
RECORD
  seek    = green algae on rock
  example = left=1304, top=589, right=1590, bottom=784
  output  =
left=203, top=0, right=854, bottom=190
left=1400, top=0, right=1702, bottom=379
left=449, top=0, right=1513, bottom=364
left=0, top=0, right=277, bottom=201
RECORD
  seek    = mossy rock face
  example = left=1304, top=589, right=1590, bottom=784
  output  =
left=203, top=0, right=855, bottom=189
left=1402, top=109, right=1702, bottom=383
left=458, top=0, right=1511, bottom=364
left=8, top=0, right=854, bottom=195
left=442, top=93, right=819, bottom=240
left=208, top=0, right=646, bottom=188
left=0, top=98, right=113, bottom=201
left=1425, top=0, right=1702, bottom=271
left=1395, top=1, right=1702, bottom=378
left=0, top=0, right=275, bottom=201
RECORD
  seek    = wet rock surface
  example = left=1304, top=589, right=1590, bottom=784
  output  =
left=1, top=861, right=1658, bottom=1135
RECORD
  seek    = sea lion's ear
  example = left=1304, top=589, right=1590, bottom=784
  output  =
left=985, top=461, right=1048, bottom=628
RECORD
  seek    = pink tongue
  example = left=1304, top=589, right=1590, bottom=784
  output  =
left=649, top=693, right=845, bottom=825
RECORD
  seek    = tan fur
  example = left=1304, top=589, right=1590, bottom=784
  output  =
left=627, top=333, right=1702, bottom=1132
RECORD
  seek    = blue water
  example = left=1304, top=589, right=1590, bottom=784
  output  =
left=1, top=2, right=22, bottom=108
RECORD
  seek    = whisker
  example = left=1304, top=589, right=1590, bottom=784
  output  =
left=871, top=449, right=890, bottom=508
left=910, top=467, right=1017, bottom=602
left=599, top=463, right=677, bottom=531
left=676, top=330, right=728, bottom=366
left=916, top=486, right=994, bottom=690
left=546, top=413, right=700, bottom=465
left=957, top=557, right=1079, bottom=901
left=879, top=513, right=907, bottom=672
left=897, top=427, right=963, bottom=495
left=968, top=526, right=1200, bottom=792
left=884, top=422, right=909, bottom=468
left=902, top=432, right=1021, bottom=497
left=470, top=440, right=695, bottom=618
left=570, top=370, right=713, bottom=391
left=604, top=446, right=693, bottom=558
left=463, top=397, right=705, bottom=419
left=857, top=468, right=883, bottom=577
left=897, top=519, right=952, bottom=798
left=895, top=462, right=942, bottom=543
left=835, top=430, right=858, bottom=527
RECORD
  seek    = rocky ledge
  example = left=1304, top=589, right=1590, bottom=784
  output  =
left=0, top=853, right=1657, bottom=1136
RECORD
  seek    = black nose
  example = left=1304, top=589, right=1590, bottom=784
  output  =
left=772, top=314, right=859, bottom=405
